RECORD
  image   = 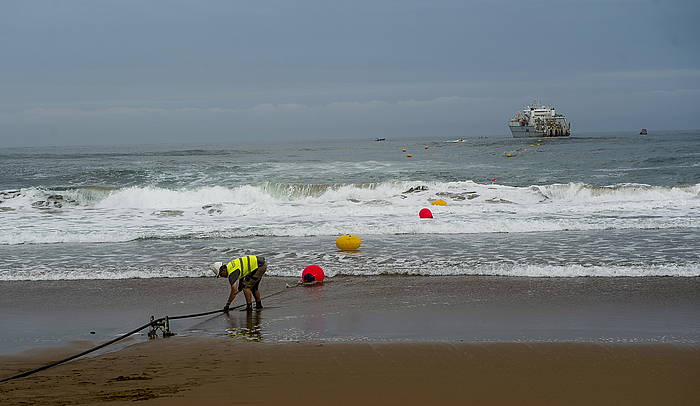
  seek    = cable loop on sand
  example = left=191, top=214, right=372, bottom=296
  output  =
left=0, top=285, right=296, bottom=383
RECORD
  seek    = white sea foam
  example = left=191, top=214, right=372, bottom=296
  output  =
left=3, top=181, right=698, bottom=208
left=329, top=263, right=700, bottom=278
left=0, top=181, right=698, bottom=245
left=1, top=263, right=697, bottom=280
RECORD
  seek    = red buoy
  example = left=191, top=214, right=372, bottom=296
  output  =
left=419, top=208, right=433, bottom=218
left=301, top=264, right=325, bottom=283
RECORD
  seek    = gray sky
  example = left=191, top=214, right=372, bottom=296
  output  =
left=1, top=0, right=698, bottom=146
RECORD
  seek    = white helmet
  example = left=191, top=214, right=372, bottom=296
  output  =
left=210, top=262, right=223, bottom=277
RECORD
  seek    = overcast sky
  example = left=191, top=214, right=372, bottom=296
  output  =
left=1, top=0, right=698, bottom=146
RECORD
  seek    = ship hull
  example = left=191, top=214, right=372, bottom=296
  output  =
left=509, top=124, right=570, bottom=138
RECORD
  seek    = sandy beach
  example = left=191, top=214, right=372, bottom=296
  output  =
left=1, top=276, right=699, bottom=404
left=2, top=338, right=699, bottom=405
left=1, top=276, right=699, bottom=354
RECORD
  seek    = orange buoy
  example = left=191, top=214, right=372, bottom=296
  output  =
left=405, top=153, right=413, bottom=158
left=419, top=208, right=433, bottom=218
left=335, top=234, right=362, bottom=251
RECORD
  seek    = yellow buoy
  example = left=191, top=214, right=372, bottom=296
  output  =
left=504, top=153, right=513, bottom=157
left=431, top=200, right=447, bottom=206
left=423, top=146, right=429, bottom=150
left=402, top=148, right=407, bottom=152
left=336, top=234, right=362, bottom=251
left=405, top=153, right=413, bottom=158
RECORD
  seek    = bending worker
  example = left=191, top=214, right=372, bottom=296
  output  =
left=211, top=255, right=267, bottom=312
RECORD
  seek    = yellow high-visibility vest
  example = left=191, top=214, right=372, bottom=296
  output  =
left=226, top=256, right=259, bottom=279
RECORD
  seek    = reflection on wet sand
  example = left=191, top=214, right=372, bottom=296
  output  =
left=224, top=310, right=262, bottom=342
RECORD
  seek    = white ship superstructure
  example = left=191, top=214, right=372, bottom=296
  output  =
left=508, top=101, right=571, bottom=137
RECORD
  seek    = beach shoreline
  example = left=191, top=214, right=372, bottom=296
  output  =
left=2, top=337, right=699, bottom=405
left=2, top=275, right=698, bottom=404
left=1, top=275, right=698, bottom=355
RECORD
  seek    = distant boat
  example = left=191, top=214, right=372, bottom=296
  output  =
left=374, top=138, right=386, bottom=141
left=447, top=138, right=465, bottom=143
left=639, top=129, right=648, bottom=135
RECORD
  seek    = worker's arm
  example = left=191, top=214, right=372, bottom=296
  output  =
left=224, top=280, right=239, bottom=311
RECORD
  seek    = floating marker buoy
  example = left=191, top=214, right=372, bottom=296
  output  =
left=423, top=146, right=429, bottom=150
left=336, top=234, right=362, bottom=250
left=402, top=148, right=407, bottom=152
left=503, top=153, right=513, bottom=157
left=302, top=265, right=325, bottom=284
left=490, top=178, right=497, bottom=182
left=419, top=208, right=433, bottom=218
left=405, top=153, right=413, bottom=158
left=431, top=200, right=447, bottom=206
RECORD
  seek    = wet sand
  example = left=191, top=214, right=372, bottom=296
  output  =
left=1, top=337, right=699, bottom=406
left=1, top=276, right=698, bottom=353
left=1, top=276, right=699, bottom=404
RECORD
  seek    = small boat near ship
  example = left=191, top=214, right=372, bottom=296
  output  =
left=640, top=129, right=648, bottom=135
left=508, top=100, right=571, bottom=138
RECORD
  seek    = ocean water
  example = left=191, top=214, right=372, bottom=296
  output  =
left=1, top=131, right=698, bottom=280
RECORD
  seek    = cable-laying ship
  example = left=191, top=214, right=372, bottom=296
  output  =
left=508, top=100, right=571, bottom=137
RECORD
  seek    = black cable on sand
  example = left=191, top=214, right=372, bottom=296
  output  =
left=0, top=285, right=297, bottom=383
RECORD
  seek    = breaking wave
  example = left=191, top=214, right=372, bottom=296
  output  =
left=0, top=181, right=698, bottom=245
left=1, top=263, right=697, bottom=281
left=2, top=181, right=698, bottom=208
